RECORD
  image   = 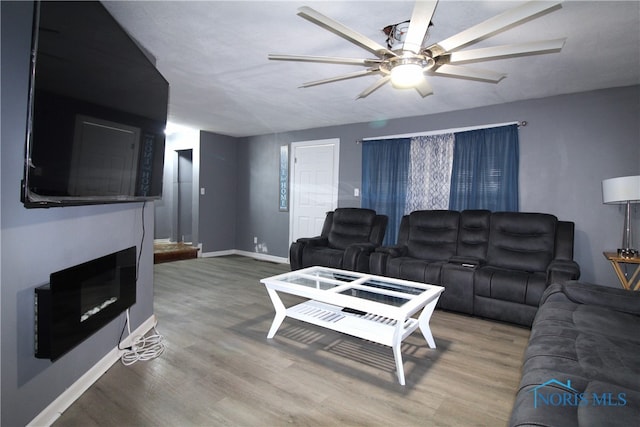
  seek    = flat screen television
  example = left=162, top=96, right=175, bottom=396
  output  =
left=22, top=1, right=169, bottom=208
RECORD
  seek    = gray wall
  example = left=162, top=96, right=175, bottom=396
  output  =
left=230, top=85, right=639, bottom=287
left=1, top=3, right=155, bottom=425
left=233, top=133, right=292, bottom=256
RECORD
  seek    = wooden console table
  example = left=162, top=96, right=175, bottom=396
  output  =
left=603, top=252, right=640, bottom=291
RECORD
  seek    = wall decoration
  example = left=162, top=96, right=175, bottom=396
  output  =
left=279, top=145, right=289, bottom=211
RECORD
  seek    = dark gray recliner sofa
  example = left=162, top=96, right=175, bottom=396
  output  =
left=369, top=210, right=580, bottom=326
left=289, top=208, right=388, bottom=273
left=510, top=281, right=640, bottom=426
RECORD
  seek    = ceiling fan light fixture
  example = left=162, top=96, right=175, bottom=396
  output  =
left=390, top=62, right=425, bottom=88
left=273, top=2, right=566, bottom=98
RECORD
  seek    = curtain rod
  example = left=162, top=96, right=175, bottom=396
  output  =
left=356, top=120, right=527, bottom=144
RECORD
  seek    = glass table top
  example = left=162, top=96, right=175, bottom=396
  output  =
left=269, top=267, right=431, bottom=305
left=339, top=287, right=409, bottom=307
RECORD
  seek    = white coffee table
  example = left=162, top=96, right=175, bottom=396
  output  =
left=260, top=266, right=444, bottom=385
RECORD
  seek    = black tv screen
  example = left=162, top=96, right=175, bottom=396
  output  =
left=22, top=1, right=169, bottom=208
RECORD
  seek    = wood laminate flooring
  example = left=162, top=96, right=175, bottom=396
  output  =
left=54, top=255, right=530, bottom=426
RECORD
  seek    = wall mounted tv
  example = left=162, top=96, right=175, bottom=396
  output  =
left=22, top=1, right=169, bottom=208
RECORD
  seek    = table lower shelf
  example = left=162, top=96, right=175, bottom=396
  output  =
left=286, top=300, right=418, bottom=347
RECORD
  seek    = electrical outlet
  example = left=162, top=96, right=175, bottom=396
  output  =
left=253, top=236, right=258, bottom=244
left=354, top=188, right=360, bottom=197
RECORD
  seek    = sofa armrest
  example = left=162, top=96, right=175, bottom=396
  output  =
left=290, top=237, right=329, bottom=270
left=547, top=259, right=580, bottom=283
left=370, top=245, right=408, bottom=275
left=346, top=242, right=376, bottom=253
left=299, top=236, right=329, bottom=247
left=289, top=240, right=304, bottom=270
left=375, top=245, right=407, bottom=258
left=542, top=281, right=640, bottom=315
left=343, top=243, right=377, bottom=272
left=369, top=251, right=388, bottom=275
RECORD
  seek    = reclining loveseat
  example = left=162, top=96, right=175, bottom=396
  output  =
left=369, top=210, right=580, bottom=326
left=289, top=208, right=388, bottom=273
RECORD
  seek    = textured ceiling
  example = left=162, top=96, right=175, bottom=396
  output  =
left=102, top=1, right=640, bottom=137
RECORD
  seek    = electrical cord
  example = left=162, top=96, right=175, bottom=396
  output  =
left=120, top=326, right=165, bottom=366
left=136, top=200, right=147, bottom=282
left=119, top=202, right=165, bottom=364
left=118, top=308, right=165, bottom=365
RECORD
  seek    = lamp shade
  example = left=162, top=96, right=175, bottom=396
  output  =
left=602, top=175, right=640, bottom=204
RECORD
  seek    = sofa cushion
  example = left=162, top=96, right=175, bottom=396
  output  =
left=512, top=377, right=640, bottom=427
left=327, top=208, right=377, bottom=250
left=302, top=247, right=345, bottom=269
left=456, top=209, right=491, bottom=260
left=475, top=267, right=547, bottom=306
left=487, top=212, right=557, bottom=272
left=406, top=210, right=459, bottom=260
left=544, top=281, right=640, bottom=316
left=510, top=283, right=640, bottom=427
left=525, top=301, right=640, bottom=388
left=386, top=257, right=445, bottom=284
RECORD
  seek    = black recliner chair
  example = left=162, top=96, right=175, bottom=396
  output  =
left=289, top=208, right=388, bottom=273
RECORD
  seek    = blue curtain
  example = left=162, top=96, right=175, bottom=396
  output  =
left=449, top=124, right=519, bottom=211
left=362, top=138, right=411, bottom=245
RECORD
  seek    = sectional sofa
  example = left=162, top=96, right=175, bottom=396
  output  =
left=509, top=281, right=640, bottom=426
left=369, top=210, right=580, bottom=326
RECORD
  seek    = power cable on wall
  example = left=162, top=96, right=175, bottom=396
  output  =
left=116, top=201, right=165, bottom=365
left=118, top=309, right=165, bottom=365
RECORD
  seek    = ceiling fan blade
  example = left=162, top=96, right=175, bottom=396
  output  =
left=300, top=69, right=380, bottom=88
left=431, top=1, right=562, bottom=54
left=448, top=38, right=566, bottom=63
left=403, top=1, right=439, bottom=54
left=268, top=54, right=381, bottom=66
left=297, top=6, right=396, bottom=57
left=356, top=76, right=391, bottom=99
left=414, top=78, right=433, bottom=98
left=433, top=64, right=506, bottom=82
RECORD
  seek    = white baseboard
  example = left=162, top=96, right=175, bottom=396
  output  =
left=28, top=315, right=157, bottom=427
left=201, top=249, right=288, bottom=264
left=200, top=249, right=236, bottom=258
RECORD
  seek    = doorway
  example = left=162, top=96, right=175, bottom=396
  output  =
left=289, top=139, right=340, bottom=244
left=174, top=149, right=193, bottom=243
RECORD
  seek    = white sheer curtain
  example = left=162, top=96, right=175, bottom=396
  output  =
left=405, top=133, right=455, bottom=213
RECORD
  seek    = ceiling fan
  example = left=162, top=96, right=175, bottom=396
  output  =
left=268, top=1, right=566, bottom=99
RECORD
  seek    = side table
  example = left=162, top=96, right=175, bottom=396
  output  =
left=603, top=252, right=640, bottom=291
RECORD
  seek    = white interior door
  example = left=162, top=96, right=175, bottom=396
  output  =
left=290, top=139, right=340, bottom=244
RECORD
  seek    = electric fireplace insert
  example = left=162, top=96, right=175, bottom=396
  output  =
left=35, top=246, right=137, bottom=360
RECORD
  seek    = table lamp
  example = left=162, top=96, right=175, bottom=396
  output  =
left=602, top=175, right=640, bottom=258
